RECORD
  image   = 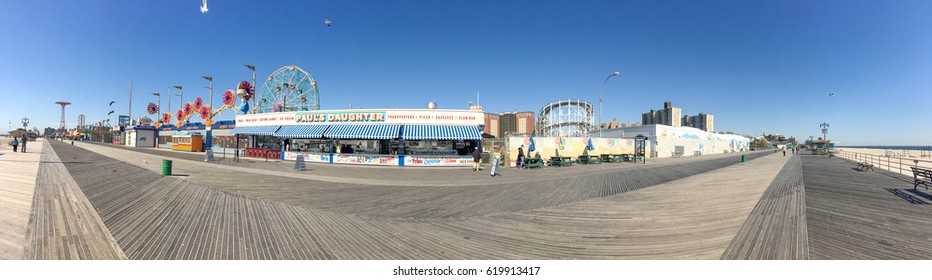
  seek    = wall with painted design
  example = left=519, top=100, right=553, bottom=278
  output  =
left=505, top=136, right=650, bottom=166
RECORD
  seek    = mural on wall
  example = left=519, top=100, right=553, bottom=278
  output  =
left=507, top=136, right=646, bottom=166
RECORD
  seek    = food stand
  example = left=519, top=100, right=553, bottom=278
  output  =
left=172, top=132, right=204, bottom=152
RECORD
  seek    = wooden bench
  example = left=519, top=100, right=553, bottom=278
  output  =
left=524, top=158, right=544, bottom=169
left=579, top=155, right=601, bottom=164
left=599, top=154, right=614, bottom=163
left=911, top=166, right=932, bottom=190
left=856, top=162, right=874, bottom=171
left=549, top=156, right=574, bottom=167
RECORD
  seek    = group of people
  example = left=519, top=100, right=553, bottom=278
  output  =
left=9, top=136, right=28, bottom=153
left=471, top=144, right=542, bottom=177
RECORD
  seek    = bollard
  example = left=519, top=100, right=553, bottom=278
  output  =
left=741, top=155, right=747, bottom=162
left=162, top=160, right=172, bottom=176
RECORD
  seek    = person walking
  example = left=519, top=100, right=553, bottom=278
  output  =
left=783, top=149, right=786, bottom=157
left=517, top=145, right=525, bottom=169
left=11, top=137, right=18, bottom=152
left=20, top=136, right=27, bottom=153
left=471, top=147, right=482, bottom=172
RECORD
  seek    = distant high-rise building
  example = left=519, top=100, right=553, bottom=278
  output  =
left=641, top=101, right=682, bottom=127
left=682, top=112, right=714, bottom=132
left=483, top=113, right=500, bottom=138
left=497, top=111, right=535, bottom=137
left=598, top=118, right=641, bottom=130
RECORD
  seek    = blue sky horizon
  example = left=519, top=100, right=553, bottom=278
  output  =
left=1, top=0, right=929, bottom=145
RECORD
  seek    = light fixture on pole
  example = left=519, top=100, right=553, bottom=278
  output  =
left=244, top=64, right=256, bottom=113
left=599, top=71, right=620, bottom=137
left=152, top=92, right=161, bottom=147
left=173, top=85, right=183, bottom=112
left=202, top=76, right=214, bottom=161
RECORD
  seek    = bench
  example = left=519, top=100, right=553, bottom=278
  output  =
left=856, top=162, right=874, bottom=171
left=578, top=155, right=601, bottom=164
left=599, top=154, right=614, bottom=163
left=549, top=156, right=574, bottom=167
left=911, top=166, right=932, bottom=190
left=524, top=158, right=544, bottom=169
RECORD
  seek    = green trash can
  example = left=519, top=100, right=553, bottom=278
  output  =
left=741, top=155, right=747, bottom=162
left=162, top=160, right=172, bottom=176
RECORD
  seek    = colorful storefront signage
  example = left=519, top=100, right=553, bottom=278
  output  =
left=284, top=152, right=330, bottom=163
left=236, top=109, right=484, bottom=127
left=296, top=112, right=385, bottom=123
left=404, top=156, right=473, bottom=166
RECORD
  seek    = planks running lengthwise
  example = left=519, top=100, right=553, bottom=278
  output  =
left=721, top=154, right=808, bottom=260
left=20, top=141, right=126, bottom=260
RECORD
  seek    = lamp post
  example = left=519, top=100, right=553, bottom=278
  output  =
left=173, top=85, right=183, bottom=114
left=244, top=64, right=256, bottom=113
left=152, top=92, right=160, bottom=147
left=202, top=76, right=214, bottom=161
left=599, top=71, right=620, bottom=137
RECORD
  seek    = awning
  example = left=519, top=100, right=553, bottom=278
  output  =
left=324, top=125, right=400, bottom=139
left=402, top=125, right=482, bottom=140
left=231, top=125, right=280, bottom=136
left=275, top=125, right=329, bottom=139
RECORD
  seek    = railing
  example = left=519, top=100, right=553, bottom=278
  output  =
left=836, top=150, right=932, bottom=175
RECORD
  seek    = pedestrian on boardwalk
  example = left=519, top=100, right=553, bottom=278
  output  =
left=20, top=136, right=27, bottom=153
left=471, top=147, right=482, bottom=172
left=517, top=145, right=525, bottom=169
left=783, top=149, right=786, bottom=157
left=11, top=137, right=18, bottom=152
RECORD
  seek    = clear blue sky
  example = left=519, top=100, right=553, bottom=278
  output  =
left=1, top=0, right=929, bottom=145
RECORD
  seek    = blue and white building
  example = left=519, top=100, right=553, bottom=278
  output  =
left=233, top=109, right=485, bottom=167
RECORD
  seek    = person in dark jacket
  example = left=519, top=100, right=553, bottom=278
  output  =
left=471, top=147, right=482, bottom=171
left=517, top=145, right=525, bottom=169
left=20, top=136, right=27, bottom=153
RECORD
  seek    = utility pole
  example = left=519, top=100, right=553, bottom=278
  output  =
left=129, top=82, right=133, bottom=125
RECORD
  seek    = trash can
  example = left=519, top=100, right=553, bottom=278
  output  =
left=741, top=155, right=747, bottom=162
left=162, top=160, right=172, bottom=176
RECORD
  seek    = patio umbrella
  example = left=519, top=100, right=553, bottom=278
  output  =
left=528, top=137, right=536, bottom=152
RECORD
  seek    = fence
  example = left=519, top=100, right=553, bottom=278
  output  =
left=837, top=150, right=932, bottom=175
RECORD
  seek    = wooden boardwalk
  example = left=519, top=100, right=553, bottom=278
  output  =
left=48, top=140, right=787, bottom=259
left=15, top=140, right=931, bottom=260
left=721, top=154, right=809, bottom=259
left=0, top=141, right=41, bottom=259
left=19, top=141, right=126, bottom=260
left=802, top=154, right=932, bottom=259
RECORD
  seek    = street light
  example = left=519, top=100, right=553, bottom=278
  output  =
left=599, top=71, right=620, bottom=137
left=244, top=64, right=256, bottom=113
left=202, top=76, right=214, bottom=161
left=173, top=85, right=183, bottom=113
left=152, top=92, right=161, bottom=147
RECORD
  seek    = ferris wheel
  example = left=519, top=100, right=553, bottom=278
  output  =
left=255, top=65, right=320, bottom=113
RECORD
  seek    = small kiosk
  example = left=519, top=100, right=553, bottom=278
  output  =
left=172, top=132, right=205, bottom=152
left=125, top=126, right=157, bottom=147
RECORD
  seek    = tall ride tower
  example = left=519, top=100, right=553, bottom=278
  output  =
left=55, top=101, right=71, bottom=136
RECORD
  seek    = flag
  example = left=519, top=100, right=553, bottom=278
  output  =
left=528, top=137, right=536, bottom=152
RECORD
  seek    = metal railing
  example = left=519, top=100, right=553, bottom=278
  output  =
left=837, top=150, right=932, bottom=175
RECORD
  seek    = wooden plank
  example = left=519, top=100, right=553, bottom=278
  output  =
left=0, top=140, right=42, bottom=259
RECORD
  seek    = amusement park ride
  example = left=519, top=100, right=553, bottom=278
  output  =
left=149, top=65, right=321, bottom=129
